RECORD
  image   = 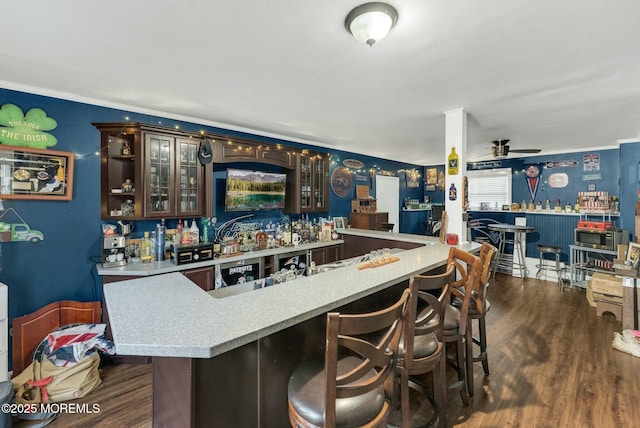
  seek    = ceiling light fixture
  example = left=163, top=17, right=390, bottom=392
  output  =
left=345, top=2, right=398, bottom=46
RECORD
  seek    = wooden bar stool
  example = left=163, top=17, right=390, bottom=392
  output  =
left=450, top=243, right=496, bottom=398
left=394, top=264, right=455, bottom=428
left=440, top=247, right=482, bottom=406
left=287, top=289, right=411, bottom=428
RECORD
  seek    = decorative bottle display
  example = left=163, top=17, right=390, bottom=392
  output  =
left=121, top=199, right=134, bottom=216
left=189, top=219, right=199, bottom=244
left=447, top=147, right=459, bottom=175
left=121, top=141, right=131, bottom=155
left=140, top=231, right=153, bottom=263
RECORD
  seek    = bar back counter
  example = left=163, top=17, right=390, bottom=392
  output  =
left=102, top=230, right=479, bottom=427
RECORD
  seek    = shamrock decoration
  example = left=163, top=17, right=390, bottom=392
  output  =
left=0, top=103, right=58, bottom=148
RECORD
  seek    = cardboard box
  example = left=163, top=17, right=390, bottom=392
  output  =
left=590, top=272, right=623, bottom=297
left=592, top=291, right=623, bottom=304
left=586, top=281, right=597, bottom=307
left=596, top=299, right=622, bottom=320
left=352, top=199, right=377, bottom=213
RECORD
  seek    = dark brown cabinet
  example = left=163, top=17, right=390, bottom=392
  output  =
left=286, top=153, right=329, bottom=213
left=212, top=137, right=295, bottom=168
left=94, top=122, right=212, bottom=220
left=310, top=244, right=343, bottom=265
left=349, top=212, right=389, bottom=230
left=182, top=266, right=214, bottom=291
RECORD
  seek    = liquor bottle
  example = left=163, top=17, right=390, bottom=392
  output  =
left=122, top=141, right=131, bottom=155
left=176, top=219, right=183, bottom=244
left=140, top=231, right=153, bottom=263
left=189, top=219, right=199, bottom=244
left=155, top=221, right=166, bottom=261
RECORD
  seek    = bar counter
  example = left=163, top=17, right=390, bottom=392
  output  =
left=102, top=230, right=479, bottom=427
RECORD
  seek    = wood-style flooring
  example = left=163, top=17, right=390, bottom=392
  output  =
left=16, top=274, right=640, bottom=427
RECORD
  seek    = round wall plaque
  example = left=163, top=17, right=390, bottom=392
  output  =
left=331, top=166, right=352, bottom=197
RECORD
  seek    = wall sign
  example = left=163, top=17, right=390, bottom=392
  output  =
left=547, top=172, right=569, bottom=188
left=583, top=154, right=600, bottom=171
left=447, top=147, right=459, bottom=175
left=524, top=165, right=542, bottom=200
left=0, top=103, right=58, bottom=148
left=330, top=166, right=352, bottom=197
left=448, top=183, right=457, bottom=201
left=545, top=160, right=578, bottom=168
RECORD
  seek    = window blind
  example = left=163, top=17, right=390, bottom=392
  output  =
left=467, top=168, right=512, bottom=209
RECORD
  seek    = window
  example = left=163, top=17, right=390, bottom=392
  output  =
left=467, top=168, right=512, bottom=210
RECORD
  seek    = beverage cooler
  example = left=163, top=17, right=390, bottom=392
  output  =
left=216, top=257, right=264, bottom=288
left=275, top=250, right=309, bottom=275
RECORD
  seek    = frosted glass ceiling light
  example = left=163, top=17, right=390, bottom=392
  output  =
left=345, top=2, right=398, bottom=46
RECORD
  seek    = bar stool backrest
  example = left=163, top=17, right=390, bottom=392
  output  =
left=323, top=288, right=411, bottom=426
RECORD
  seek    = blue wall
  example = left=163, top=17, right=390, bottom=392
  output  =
left=0, top=87, right=424, bottom=323
left=2, top=85, right=635, bottom=335
left=428, top=147, right=634, bottom=233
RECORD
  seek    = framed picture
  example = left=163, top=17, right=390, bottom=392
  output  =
left=626, top=242, right=640, bottom=265
left=334, top=216, right=347, bottom=230
left=0, top=145, right=74, bottom=200
left=426, top=167, right=437, bottom=185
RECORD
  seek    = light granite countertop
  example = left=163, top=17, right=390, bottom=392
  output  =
left=103, top=234, right=479, bottom=359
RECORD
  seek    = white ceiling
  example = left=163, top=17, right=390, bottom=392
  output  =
left=1, top=1, right=639, bottom=165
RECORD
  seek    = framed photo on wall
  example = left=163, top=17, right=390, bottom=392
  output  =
left=426, top=167, right=437, bottom=185
left=626, top=242, right=640, bottom=265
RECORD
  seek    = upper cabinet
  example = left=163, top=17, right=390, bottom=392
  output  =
left=211, top=137, right=295, bottom=168
left=94, top=123, right=212, bottom=220
left=286, top=152, right=329, bottom=213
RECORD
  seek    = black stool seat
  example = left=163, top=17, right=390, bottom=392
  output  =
left=536, top=244, right=565, bottom=291
left=288, top=356, right=385, bottom=426
left=537, top=244, right=561, bottom=253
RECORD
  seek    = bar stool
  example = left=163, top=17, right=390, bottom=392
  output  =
left=536, top=244, right=565, bottom=291
left=488, top=224, right=534, bottom=280
left=287, top=289, right=410, bottom=428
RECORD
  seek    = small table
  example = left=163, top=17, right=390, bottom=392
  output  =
left=489, top=223, right=535, bottom=279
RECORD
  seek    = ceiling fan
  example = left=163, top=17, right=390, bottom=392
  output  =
left=490, top=139, right=541, bottom=159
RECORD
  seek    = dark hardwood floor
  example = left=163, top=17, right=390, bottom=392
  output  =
left=20, top=274, right=640, bottom=427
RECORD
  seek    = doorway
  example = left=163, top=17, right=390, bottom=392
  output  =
left=375, top=175, right=399, bottom=233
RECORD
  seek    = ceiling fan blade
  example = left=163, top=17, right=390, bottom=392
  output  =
left=509, top=148, right=542, bottom=153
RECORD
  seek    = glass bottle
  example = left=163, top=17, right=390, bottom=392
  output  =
left=140, top=231, right=153, bottom=263
left=189, top=219, right=199, bottom=244
left=122, top=141, right=131, bottom=155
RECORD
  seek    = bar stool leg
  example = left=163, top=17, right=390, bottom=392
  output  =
left=492, top=231, right=506, bottom=278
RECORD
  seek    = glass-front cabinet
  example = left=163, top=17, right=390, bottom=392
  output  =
left=144, top=134, right=203, bottom=218
left=286, top=152, right=329, bottom=213
left=95, top=122, right=212, bottom=220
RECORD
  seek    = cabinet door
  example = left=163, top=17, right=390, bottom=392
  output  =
left=177, top=138, right=203, bottom=216
left=183, top=266, right=214, bottom=291
left=299, top=156, right=313, bottom=211
left=145, top=133, right=175, bottom=217
left=313, top=157, right=328, bottom=211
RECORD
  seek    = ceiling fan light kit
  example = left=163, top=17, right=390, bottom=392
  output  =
left=345, top=2, right=398, bottom=46
left=490, top=139, right=541, bottom=159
